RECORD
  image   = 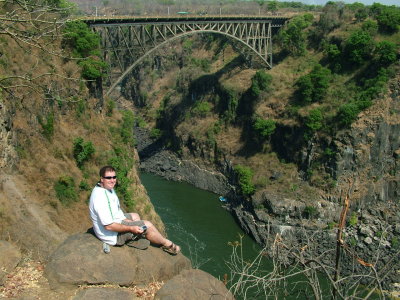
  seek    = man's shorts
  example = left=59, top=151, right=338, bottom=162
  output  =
left=116, top=214, right=145, bottom=246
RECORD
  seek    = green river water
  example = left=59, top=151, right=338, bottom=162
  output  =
left=140, top=172, right=261, bottom=279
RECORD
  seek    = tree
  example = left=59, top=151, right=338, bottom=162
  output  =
left=318, top=1, right=343, bottom=34
left=343, top=30, right=374, bottom=66
left=267, top=0, right=278, bottom=12
left=62, top=21, right=107, bottom=81
left=305, top=108, right=323, bottom=132
left=336, top=102, right=360, bottom=127
left=250, top=70, right=272, bottom=98
left=234, top=165, right=255, bottom=197
left=374, top=41, right=398, bottom=67
left=375, top=6, right=400, bottom=33
left=326, top=43, right=342, bottom=72
left=277, top=14, right=313, bottom=56
left=361, top=20, right=378, bottom=36
left=296, top=64, right=331, bottom=103
left=62, top=21, right=101, bottom=58
left=347, top=2, right=367, bottom=22
left=0, top=0, right=77, bottom=93
left=253, top=117, right=276, bottom=139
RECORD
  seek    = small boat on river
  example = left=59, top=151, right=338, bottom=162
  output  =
left=219, top=196, right=227, bottom=202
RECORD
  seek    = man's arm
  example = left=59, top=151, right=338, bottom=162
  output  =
left=104, top=222, right=144, bottom=235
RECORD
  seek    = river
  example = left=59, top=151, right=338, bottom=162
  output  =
left=140, top=172, right=261, bottom=280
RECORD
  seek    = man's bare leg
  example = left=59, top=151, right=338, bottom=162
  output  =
left=128, top=212, right=141, bottom=221
left=143, top=220, right=180, bottom=253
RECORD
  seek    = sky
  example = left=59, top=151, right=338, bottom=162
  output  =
left=280, top=0, right=399, bottom=6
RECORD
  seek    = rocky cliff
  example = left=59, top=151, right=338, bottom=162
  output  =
left=133, top=77, right=400, bottom=293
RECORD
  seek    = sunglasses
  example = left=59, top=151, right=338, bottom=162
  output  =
left=103, top=176, right=117, bottom=180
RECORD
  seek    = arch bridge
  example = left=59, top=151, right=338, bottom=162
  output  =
left=82, top=15, right=290, bottom=97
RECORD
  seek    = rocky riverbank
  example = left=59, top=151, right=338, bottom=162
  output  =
left=135, top=127, right=400, bottom=295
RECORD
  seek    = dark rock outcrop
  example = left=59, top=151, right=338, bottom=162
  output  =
left=44, top=233, right=192, bottom=289
left=140, top=150, right=232, bottom=195
left=155, top=269, right=234, bottom=300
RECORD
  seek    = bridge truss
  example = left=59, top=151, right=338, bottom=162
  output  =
left=85, top=16, right=288, bottom=96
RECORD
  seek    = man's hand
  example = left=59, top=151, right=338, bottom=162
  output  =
left=130, top=226, right=145, bottom=235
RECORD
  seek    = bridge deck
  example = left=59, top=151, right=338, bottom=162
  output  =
left=79, top=14, right=291, bottom=26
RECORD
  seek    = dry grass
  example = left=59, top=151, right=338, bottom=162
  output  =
left=0, top=258, right=164, bottom=299
left=0, top=260, right=44, bottom=298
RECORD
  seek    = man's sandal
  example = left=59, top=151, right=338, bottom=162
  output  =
left=162, top=242, right=181, bottom=255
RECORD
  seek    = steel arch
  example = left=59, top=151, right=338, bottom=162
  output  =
left=88, top=17, right=286, bottom=96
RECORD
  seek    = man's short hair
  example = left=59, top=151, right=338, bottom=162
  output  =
left=99, top=166, right=116, bottom=177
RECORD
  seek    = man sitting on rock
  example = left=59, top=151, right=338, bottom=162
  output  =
left=89, top=165, right=180, bottom=255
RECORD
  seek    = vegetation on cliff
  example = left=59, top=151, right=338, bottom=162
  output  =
left=0, top=0, right=164, bottom=257
left=117, top=1, right=399, bottom=215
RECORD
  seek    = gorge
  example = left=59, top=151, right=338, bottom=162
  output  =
left=0, top=0, right=399, bottom=298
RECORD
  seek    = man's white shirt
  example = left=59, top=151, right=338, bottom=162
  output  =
left=89, top=185, right=126, bottom=245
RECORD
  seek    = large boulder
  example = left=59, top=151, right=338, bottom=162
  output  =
left=155, top=269, right=234, bottom=300
left=0, top=240, right=21, bottom=285
left=44, top=233, right=191, bottom=289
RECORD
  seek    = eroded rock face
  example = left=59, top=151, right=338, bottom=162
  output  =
left=0, top=101, right=17, bottom=171
left=155, top=269, right=234, bottom=300
left=334, top=120, right=400, bottom=204
left=0, top=241, right=21, bottom=285
left=44, top=233, right=192, bottom=289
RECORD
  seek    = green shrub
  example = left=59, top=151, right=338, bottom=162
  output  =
left=305, top=108, right=323, bottom=132
left=354, top=6, right=368, bottom=22
left=296, top=64, right=331, bottom=103
left=120, top=110, right=135, bottom=146
left=220, top=87, right=239, bottom=123
left=250, top=70, right=272, bottom=98
left=79, top=180, right=90, bottom=191
left=108, top=149, right=135, bottom=210
left=349, top=212, right=358, bottom=227
left=303, top=205, right=319, bottom=219
left=192, top=101, right=211, bottom=117
left=278, top=14, right=313, bottom=56
left=54, top=175, right=78, bottom=206
left=374, top=41, right=398, bottom=66
left=326, top=221, right=338, bottom=230
left=150, top=128, right=162, bottom=139
left=253, top=117, right=276, bottom=139
left=375, top=6, right=400, bottom=33
left=190, top=57, right=211, bottom=72
left=79, top=58, right=108, bottom=80
left=392, top=237, right=399, bottom=248
left=361, top=19, right=378, bottom=35
left=325, top=43, right=342, bottom=72
left=336, top=102, right=360, bottom=127
left=343, top=30, right=374, bottom=66
left=324, top=147, right=336, bottom=159
left=75, top=99, right=86, bottom=118
left=62, top=21, right=107, bottom=80
left=62, top=21, right=101, bottom=58
left=73, top=137, right=95, bottom=168
left=38, top=113, right=55, bottom=140
left=106, top=100, right=116, bottom=117
left=136, top=115, right=147, bottom=128
left=234, top=165, right=255, bottom=196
